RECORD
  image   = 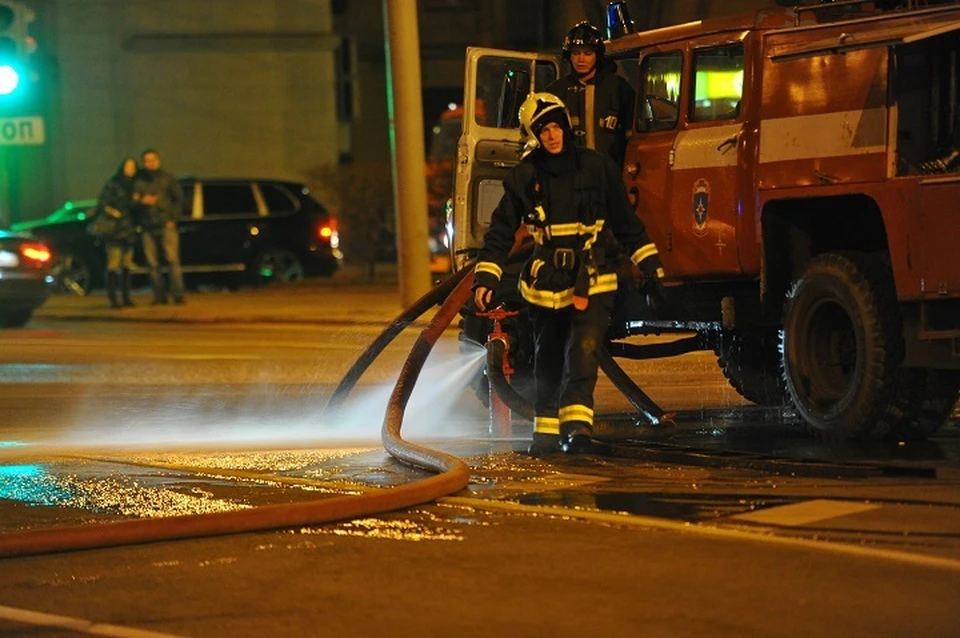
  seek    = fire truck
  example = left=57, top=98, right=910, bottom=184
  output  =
left=449, top=0, right=960, bottom=441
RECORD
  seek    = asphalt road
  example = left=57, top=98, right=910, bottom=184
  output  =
left=0, top=305, right=958, bottom=637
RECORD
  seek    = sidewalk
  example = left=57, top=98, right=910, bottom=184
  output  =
left=34, top=264, right=439, bottom=326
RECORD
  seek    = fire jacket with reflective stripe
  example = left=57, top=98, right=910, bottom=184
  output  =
left=546, top=60, right=635, bottom=167
left=474, top=146, right=661, bottom=311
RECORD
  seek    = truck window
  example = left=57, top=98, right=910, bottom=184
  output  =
left=637, top=51, right=682, bottom=133
left=894, top=32, right=960, bottom=176
left=474, top=56, right=557, bottom=129
left=691, top=43, right=744, bottom=122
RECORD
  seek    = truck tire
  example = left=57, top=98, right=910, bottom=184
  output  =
left=715, top=329, right=787, bottom=406
left=781, top=252, right=903, bottom=440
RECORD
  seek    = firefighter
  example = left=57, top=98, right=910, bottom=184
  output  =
left=473, top=93, right=663, bottom=454
left=547, top=21, right=635, bottom=167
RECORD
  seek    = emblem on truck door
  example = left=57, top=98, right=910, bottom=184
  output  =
left=692, top=178, right=710, bottom=237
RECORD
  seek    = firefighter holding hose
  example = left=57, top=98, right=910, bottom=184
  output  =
left=473, top=92, right=663, bottom=454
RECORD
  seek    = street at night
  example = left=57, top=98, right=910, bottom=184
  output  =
left=3, top=0, right=960, bottom=635
left=0, top=280, right=957, bottom=637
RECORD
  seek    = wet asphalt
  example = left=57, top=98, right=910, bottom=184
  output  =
left=0, top=275, right=957, bottom=637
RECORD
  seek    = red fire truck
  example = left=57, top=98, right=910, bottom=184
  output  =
left=449, top=0, right=960, bottom=441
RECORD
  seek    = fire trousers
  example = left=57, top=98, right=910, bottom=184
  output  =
left=529, top=292, right=613, bottom=438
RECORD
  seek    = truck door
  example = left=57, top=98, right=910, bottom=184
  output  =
left=628, top=40, right=746, bottom=278
left=628, top=48, right=684, bottom=276
left=668, top=41, right=745, bottom=276
left=450, top=47, right=560, bottom=271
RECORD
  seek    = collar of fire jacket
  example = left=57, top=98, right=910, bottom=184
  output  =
left=537, top=144, right=577, bottom=176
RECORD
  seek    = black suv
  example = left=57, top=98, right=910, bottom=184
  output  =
left=11, top=177, right=341, bottom=294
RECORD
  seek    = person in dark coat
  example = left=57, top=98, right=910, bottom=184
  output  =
left=472, top=93, right=663, bottom=454
left=94, top=156, right=140, bottom=308
left=547, top=21, right=635, bottom=167
left=135, top=148, right=185, bottom=305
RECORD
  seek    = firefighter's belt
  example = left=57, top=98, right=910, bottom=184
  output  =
left=553, top=247, right=576, bottom=271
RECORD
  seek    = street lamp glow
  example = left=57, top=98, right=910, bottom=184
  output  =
left=0, top=64, right=20, bottom=95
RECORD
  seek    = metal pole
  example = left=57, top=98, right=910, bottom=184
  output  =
left=383, top=0, right=431, bottom=306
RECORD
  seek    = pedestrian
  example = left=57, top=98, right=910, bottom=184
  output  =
left=135, top=148, right=185, bottom=305
left=547, top=21, right=635, bottom=167
left=472, top=92, right=663, bottom=455
left=92, top=157, right=140, bottom=309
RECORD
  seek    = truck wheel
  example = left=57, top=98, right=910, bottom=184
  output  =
left=781, top=252, right=904, bottom=440
left=715, top=328, right=787, bottom=406
left=459, top=312, right=536, bottom=409
left=885, top=368, right=960, bottom=440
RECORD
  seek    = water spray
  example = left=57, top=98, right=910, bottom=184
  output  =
left=0, top=268, right=477, bottom=559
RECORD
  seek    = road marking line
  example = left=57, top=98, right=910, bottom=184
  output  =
left=142, top=354, right=261, bottom=360
left=0, top=604, right=185, bottom=637
left=441, top=496, right=960, bottom=573
left=731, top=499, right=881, bottom=526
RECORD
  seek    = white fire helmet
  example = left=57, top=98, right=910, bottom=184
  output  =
left=518, top=92, right=572, bottom=154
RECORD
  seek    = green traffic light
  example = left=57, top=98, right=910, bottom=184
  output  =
left=0, top=63, right=19, bottom=95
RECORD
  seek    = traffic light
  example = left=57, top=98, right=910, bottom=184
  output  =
left=0, top=0, right=35, bottom=98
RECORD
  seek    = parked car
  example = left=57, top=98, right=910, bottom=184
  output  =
left=0, top=230, right=54, bottom=327
left=11, top=177, right=341, bottom=295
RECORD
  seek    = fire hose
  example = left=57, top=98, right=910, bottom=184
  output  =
left=0, top=269, right=476, bottom=559
left=0, top=259, right=674, bottom=558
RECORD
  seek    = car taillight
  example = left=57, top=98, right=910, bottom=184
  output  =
left=20, top=242, right=52, bottom=265
left=318, top=218, right=339, bottom=248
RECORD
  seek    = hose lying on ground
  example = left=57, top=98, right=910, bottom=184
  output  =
left=0, top=270, right=476, bottom=559
left=598, top=345, right=663, bottom=425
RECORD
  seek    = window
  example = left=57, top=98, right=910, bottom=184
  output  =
left=637, top=51, right=682, bottom=132
left=260, top=184, right=297, bottom=214
left=473, top=56, right=558, bottom=128
left=691, top=44, right=744, bottom=122
left=202, top=184, right=259, bottom=218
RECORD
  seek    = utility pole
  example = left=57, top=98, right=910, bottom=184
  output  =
left=383, top=0, right=431, bottom=306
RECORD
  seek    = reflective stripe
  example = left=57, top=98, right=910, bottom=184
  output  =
left=631, top=243, right=658, bottom=265
left=759, top=108, right=886, bottom=164
left=547, top=220, right=604, bottom=237
left=476, top=261, right=502, bottom=280
left=585, top=84, right=596, bottom=150
left=589, top=273, right=619, bottom=294
left=519, top=272, right=618, bottom=309
left=527, top=225, right=546, bottom=244
left=534, top=416, right=560, bottom=435
left=656, top=267, right=664, bottom=279
left=530, top=258, right=545, bottom=279
left=559, top=404, right=594, bottom=426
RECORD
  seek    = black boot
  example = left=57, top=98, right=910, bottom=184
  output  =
left=527, top=432, right=562, bottom=456
left=106, top=271, right=121, bottom=309
left=120, top=269, right=135, bottom=307
left=560, top=423, right=593, bottom=454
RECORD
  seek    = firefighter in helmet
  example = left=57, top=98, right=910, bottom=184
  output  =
left=546, top=21, right=635, bottom=167
left=473, top=92, right=663, bottom=454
